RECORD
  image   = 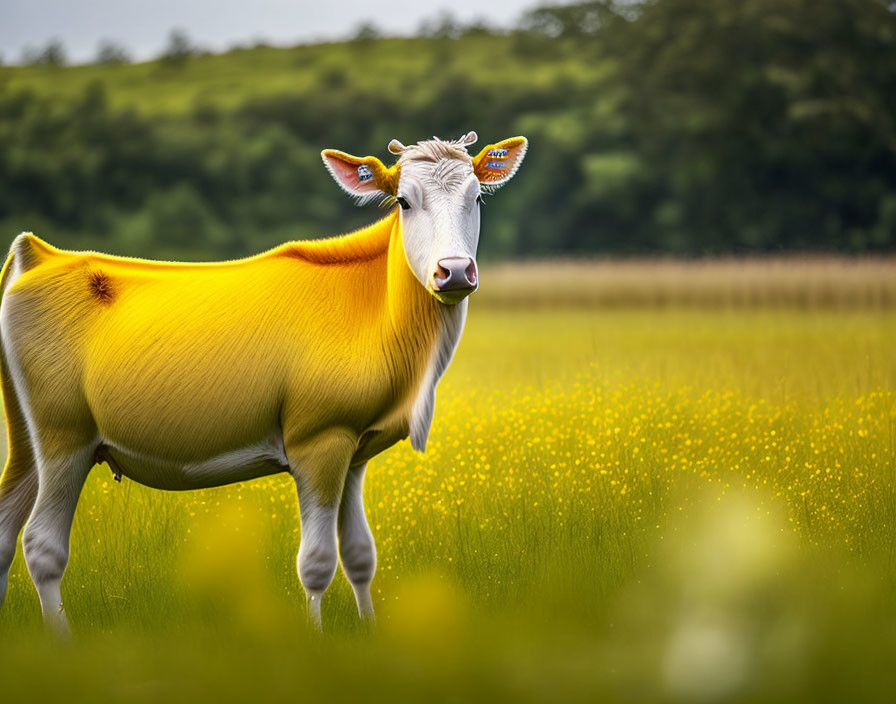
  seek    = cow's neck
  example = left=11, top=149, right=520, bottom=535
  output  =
left=382, top=214, right=467, bottom=451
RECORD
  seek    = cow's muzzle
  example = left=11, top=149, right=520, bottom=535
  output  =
left=432, top=257, right=478, bottom=304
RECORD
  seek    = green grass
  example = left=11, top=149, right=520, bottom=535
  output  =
left=1, top=304, right=895, bottom=702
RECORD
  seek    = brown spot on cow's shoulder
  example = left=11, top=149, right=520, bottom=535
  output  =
left=87, top=269, right=116, bottom=305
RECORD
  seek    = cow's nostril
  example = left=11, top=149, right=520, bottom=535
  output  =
left=464, top=259, right=478, bottom=286
left=435, top=263, right=450, bottom=283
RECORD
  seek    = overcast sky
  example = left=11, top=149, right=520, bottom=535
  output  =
left=2, top=0, right=547, bottom=64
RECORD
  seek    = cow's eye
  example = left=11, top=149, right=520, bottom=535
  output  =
left=396, top=196, right=411, bottom=210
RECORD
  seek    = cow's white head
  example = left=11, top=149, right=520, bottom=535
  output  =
left=322, top=132, right=528, bottom=305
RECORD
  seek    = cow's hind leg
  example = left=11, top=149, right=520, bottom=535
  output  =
left=0, top=445, right=38, bottom=608
left=287, top=431, right=355, bottom=629
left=338, top=462, right=376, bottom=620
left=0, top=363, right=38, bottom=607
left=22, top=438, right=93, bottom=636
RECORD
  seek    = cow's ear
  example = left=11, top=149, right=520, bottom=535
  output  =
left=321, top=150, right=400, bottom=206
left=472, top=137, right=528, bottom=192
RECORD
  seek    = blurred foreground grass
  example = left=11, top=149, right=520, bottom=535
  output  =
left=1, top=264, right=895, bottom=703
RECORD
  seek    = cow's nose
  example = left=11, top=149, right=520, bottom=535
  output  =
left=433, top=257, right=478, bottom=292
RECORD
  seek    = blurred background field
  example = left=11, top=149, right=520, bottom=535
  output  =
left=478, top=256, right=896, bottom=308
left=2, top=0, right=896, bottom=702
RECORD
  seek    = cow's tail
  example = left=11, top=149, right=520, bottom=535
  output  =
left=0, top=233, right=48, bottom=502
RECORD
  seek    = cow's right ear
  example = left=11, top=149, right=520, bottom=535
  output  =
left=321, top=150, right=400, bottom=206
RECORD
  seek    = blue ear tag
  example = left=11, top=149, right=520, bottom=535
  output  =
left=486, top=148, right=509, bottom=171
left=357, top=164, right=373, bottom=182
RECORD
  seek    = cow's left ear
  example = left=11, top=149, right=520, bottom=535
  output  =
left=321, top=149, right=400, bottom=206
left=472, top=137, right=528, bottom=192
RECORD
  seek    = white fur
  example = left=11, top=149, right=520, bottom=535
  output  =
left=295, top=472, right=340, bottom=629
left=0, top=469, right=37, bottom=606
left=397, top=156, right=479, bottom=451
left=337, top=463, right=375, bottom=619
left=21, top=443, right=95, bottom=637
left=397, top=161, right=481, bottom=291
left=409, top=299, right=467, bottom=452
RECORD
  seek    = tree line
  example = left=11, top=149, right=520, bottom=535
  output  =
left=1, top=0, right=894, bottom=259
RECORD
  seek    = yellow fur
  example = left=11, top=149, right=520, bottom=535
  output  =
left=0, top=211, right=444, bottom=504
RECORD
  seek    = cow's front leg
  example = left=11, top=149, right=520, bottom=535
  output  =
left=287, top=431, right=354, bottom=630
left=338, top=462, right=376, bottom=620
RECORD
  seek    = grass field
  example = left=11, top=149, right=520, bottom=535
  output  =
left=0, top=263, right=895, bottom=703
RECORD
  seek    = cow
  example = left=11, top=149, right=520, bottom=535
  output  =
left=0, top=132, right=527, bottom=633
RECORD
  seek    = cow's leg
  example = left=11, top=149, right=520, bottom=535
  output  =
left=287, top=431, right=355, bottom=630
left=21, top=440, right=93, bottom=636
left=295, top=477, right=338, bottom=629
left=0, top=458, right=38, bottom=608
left=0, top=368, right=39, bottom=607
left=338, top=462, right=376, bottom=620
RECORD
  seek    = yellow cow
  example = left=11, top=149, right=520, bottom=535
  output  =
left=0, top=132, right=527, bottom=632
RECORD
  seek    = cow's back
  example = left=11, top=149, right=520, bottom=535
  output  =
left=1, top=237, right=350, bottom=463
